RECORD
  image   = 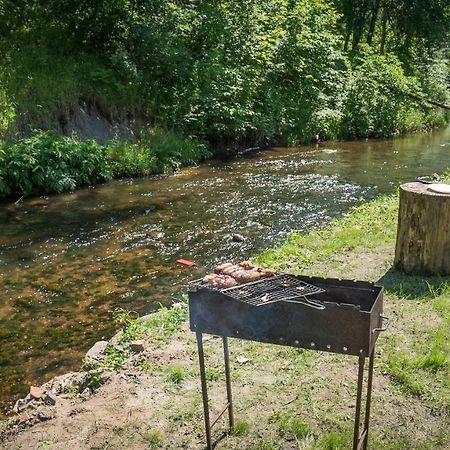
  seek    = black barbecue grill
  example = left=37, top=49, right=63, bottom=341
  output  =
left=192, top=273, right=326, bottom=307
left=189, top=273, right=387, bottom=450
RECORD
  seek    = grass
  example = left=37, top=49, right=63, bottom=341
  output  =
left=166, top=367, right=185, bottom=384
left=231, top=420, right=250, bottom=436
left=256, top=193, right=398, bottom=272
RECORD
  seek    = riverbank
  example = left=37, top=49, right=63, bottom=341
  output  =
left=1, top=180, right=448, bottom=449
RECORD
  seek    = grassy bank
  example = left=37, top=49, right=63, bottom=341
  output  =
left=1, top=173, right=449, bottom=449
left=0, top=130, right=209, bottom=199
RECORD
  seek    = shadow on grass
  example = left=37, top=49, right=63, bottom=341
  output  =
left=377, top=266, right=450, bottom=300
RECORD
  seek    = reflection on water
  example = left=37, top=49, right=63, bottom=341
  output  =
left=0, top=127, right=449, bottom=413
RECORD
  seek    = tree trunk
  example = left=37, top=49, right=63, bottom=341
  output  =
left=380, top=6, right=387, bottom=54
left=352, top=16, right=364, bottom=50
left=344, top=31, right=351, bottom=51
left=394, top=182, right=450, bottom=275
left=366, top=0, right=380, bottom=45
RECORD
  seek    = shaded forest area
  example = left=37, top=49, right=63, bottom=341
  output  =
left=0, top=0, right=449, bottom=197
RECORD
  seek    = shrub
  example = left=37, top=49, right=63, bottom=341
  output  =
left=1, top=131, right=112, bottom=196
left=145, top=128, right=210, bottom=171
left=108, top=142, right=158, bottom=178
left=0, top=129, right=209, bottom=198
left=340, top=49, right=414, bottom=138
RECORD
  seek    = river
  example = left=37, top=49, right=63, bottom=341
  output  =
left=0, top=127, right=449, bottom=414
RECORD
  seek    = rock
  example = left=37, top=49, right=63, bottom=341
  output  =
left=69, top=407, right=86, bottom=417
left=130, top=340, right=146, bottom=353
left=236, top=355, right=250, bottom=364
left=19, top=412, right=31, bottom=424
left=171, top=302, right=186, bottom=309
left=13, top=397, right=30, bottom=414
left=29, top=386, right=44, bottom=400
left=36, top=412, right=53, bottom=422
left=85, top=340, right=109, bottom=361
left=80, top=387, right=92, bottom=399
left=121, top=373, right=140, bottom=384
left=232, top=233, right=246, bottom=242
left=51, top=372, right=90, bottom=395
left=43, top=392, right=56, bottom=406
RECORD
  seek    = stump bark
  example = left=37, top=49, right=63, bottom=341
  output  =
left=394, top=182, right=450, bottom=274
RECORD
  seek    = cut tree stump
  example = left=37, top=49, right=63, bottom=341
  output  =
left=394, top=182, right=450, bottom=274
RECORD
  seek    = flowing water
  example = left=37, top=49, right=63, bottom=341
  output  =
left=1, top=128, right=450, bottom=414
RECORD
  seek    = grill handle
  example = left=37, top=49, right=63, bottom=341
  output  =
left=282, top=296, right=326, bottom=310
left=372, top=315, right=389, bottom=334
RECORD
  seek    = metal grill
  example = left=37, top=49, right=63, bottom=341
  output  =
left=221, top=273, right=325, bottom=307
left=189, top=274, right=386, bottom=450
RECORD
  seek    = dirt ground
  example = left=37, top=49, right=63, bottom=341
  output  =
left=0, top=244, right=449, bottom=450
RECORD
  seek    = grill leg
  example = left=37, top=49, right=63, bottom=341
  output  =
left=196, top=332, right=212, bottom=450
left=223, top=337, right=234, bottom=429
left=363, top=349, right=375, bottom=450
left=353, top=354, right=365, bottom=450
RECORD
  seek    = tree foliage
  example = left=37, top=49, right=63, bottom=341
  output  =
left=0, top=0, right=448, bottom=154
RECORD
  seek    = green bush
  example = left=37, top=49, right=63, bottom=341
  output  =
left=108, top=143, right=158, bottom=178
left=340, top=49, right=414, bottom=138
left=1, top=132, right=112, bottom=196
left=0, top=129, right=209, bottom=198
left=145, top=128, right=210, bottom=171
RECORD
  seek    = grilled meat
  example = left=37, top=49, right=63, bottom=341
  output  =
left=202, top=273, right=238, bottom=289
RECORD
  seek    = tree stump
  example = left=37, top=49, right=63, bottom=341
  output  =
left=394, top=182, right=450, bottom=274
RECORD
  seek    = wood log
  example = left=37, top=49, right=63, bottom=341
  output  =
left=394, top=182, right=450, bottom=274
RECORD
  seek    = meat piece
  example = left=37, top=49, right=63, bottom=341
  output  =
left=238, top=260, right=255, bottom=270
left=202, top=274, right=218, bottom=286
left=201, top=273, right=237, bottom=289
left=230, top=268, right=261, bottom=283
left=257, top=267, right=277, bottom=277
left=227, top=268, right=247, bottom=283
left=214, top=262, right=234, bottom=274
left=206, top=261, right=276, bottom=286
left=238, top=270, right=262, bottom=283
left=221, top=264, right=241, bottom=276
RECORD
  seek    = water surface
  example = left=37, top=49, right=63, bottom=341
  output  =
left=1, top=127, right=449, bottom=413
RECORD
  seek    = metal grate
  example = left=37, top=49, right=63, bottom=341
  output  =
left=193, top=273, right=326, bottom=307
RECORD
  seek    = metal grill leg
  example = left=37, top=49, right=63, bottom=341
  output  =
left=223, top=337, right=234, bottom=429
left=353, top=354, right=365, bottom=450
left=196, top=332, right=212, bottom=450
left=363, top=349, right=375, bottom=450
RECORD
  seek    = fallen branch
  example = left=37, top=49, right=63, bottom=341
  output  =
left=404, top=92, right=450, bottom=110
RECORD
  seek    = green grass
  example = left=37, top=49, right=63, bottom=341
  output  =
left=231, top=420, right=250, bottom=436
left=143, top=430, right=163, bottom=449
left=100, top=302, right=189, bottom=372
left=256, top=194, right=398, bottom=271
left=319, top=432, right=349, bottom=450
left=166, top=367, right=185, bottom=384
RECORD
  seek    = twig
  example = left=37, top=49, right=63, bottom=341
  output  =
left=282, top=395, right=299, bottom=406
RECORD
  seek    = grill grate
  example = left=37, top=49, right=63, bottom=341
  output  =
left=193, top=273, right=326, bottom=307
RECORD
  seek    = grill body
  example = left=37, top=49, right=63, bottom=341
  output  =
left=189, top=275, right=383, bottom=357
left=189, top=274, right=385, bottom=450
